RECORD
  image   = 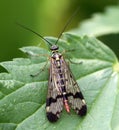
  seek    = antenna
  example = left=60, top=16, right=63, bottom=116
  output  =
left=16, top=22, right=53, bottom=46
left=55, top=7, right=80, bottom=44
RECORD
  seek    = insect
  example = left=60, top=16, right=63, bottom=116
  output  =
left=17, top=8, right=87, bottom=122
left=46, top=44, right=87, bottom=122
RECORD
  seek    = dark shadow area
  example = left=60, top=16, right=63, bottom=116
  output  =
left=98, top=33, right=119, bottom=59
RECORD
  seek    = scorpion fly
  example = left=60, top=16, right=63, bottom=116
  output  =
left=17, top=8, right=87, bottom=122
left=46, top=44, right=87, bottom=122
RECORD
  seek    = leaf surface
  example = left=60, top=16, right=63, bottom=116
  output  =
left=0, top=33, right=119, bottom=130
left=72, top=6, right=119, bottom=36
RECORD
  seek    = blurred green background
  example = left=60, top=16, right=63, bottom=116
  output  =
left=0, top=0, right=119, bottom=65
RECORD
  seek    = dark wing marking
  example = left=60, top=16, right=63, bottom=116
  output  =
left=46, top=58, right=63, bottom=122
left=62, top=57, right=87, bottom=116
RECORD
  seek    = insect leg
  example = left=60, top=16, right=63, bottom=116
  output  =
left=30, top=59, right=49, bottom=77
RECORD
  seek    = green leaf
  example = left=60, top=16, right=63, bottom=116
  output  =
left=0, top=33, right=119, bottom=130
left=72, top=6, right=119, bottom=36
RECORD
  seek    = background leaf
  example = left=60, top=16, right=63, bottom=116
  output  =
left=0, top=1, right=118, bottom=63
left=72, top=6, right=119, bottom=36
left=0, top=33, right=119, bottom=130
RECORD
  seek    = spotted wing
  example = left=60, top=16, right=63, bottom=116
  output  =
left=63, top=58, right=87, bottom=116
left=46, top=58, right=63, bottom=122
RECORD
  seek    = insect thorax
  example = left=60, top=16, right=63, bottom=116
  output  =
left=50, top=45, right=62, bottom=61
left=51, top=50, right=62, bottom=68
left=51, top=52, right=62, bottom=61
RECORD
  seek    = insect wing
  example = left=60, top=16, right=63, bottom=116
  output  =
left=63, top=58, right=87, bottom=116
left=46, top=58, right=63, bottom=122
